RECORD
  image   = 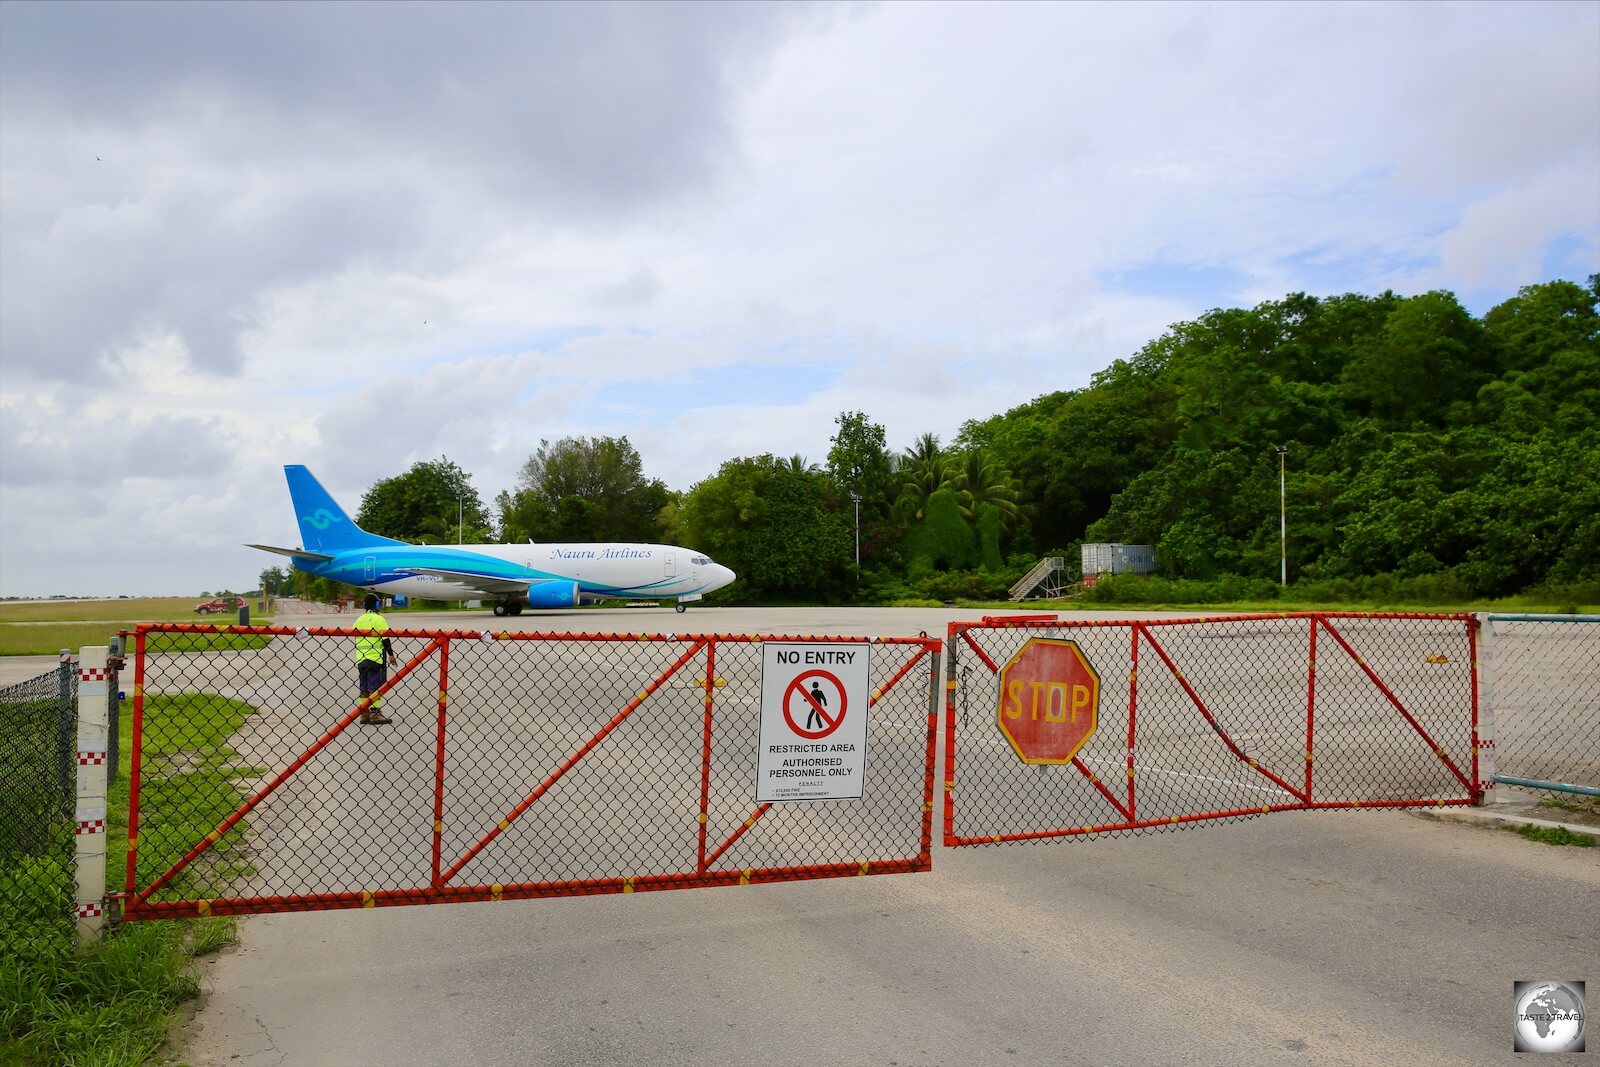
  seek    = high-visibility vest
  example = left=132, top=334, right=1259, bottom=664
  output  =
left=353, top=610, right=388, bottom=663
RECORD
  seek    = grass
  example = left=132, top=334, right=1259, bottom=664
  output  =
left=2, top=625, right=275, bottom=658
left=1507, top=823, right=1596, bottom=847
left=0, top=598, right=279, bottom=657
left=1, top=691, right=251, bottom=1066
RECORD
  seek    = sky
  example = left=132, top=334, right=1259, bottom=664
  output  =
left=1, top=0, right=1596, bottom=598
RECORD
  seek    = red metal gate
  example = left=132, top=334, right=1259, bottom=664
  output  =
left=944, top=613, right=1480, bottom=846
left=118, top=625, right=940, bottom=919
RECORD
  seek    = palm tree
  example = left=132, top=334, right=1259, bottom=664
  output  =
left=781, top=454, right=820, bottom=474
left=950, top=450, right=1027, bottom=538
left=893, top=433, right=948, bottom=524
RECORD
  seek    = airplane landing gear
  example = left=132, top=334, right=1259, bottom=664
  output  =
left=675, top=602, right=687, bottom=614
left=493, top=601, right=526, bottom=617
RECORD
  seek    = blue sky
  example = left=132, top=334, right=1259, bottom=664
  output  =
left=1, top=0, right=1596, bottom=597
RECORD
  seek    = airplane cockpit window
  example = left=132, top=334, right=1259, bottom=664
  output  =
left=691, top=556, right=711, bottom=566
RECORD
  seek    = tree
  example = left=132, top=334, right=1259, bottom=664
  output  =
left=678, top=455, right=853, bottom=600
left=501, top=436, right=670, bottom=543
left=357, top=457, right=489, bottom=544
left=893, top=432, right=948, bottom=525
left=827, top=411, right=892, bottom=505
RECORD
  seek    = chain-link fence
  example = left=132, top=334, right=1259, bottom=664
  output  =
left=121, top=624, right=940, bottom=920
left=945, top=614, right=1480, bottom=846
left=1, top=660, right=78, bottom=958
left=1486, top=615, right=1600, bottom=799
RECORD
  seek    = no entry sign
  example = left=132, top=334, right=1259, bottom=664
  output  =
left=757, top=642, right=871, bottom=802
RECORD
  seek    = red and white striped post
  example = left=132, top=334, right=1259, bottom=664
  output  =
left=75, top=645, right=110, bottom=941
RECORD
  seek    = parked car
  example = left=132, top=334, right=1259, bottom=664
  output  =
left=194, top=597, right=242, bottom=615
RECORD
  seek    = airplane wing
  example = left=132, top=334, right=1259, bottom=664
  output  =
left=247, top=543, right=336, bottom=563
left=396, top=566, right=543, bottom=597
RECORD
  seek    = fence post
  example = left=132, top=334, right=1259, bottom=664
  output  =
left=1476, top=613, right=1502, bottom=807
left=74, top=645, right=110, bottom=942
left=57, top=649, right=74, bottom=814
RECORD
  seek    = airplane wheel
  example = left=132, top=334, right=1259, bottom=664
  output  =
left=675, top=603, right=687, bottom=614
left=510, top=603, right=524, bottom=616
left=493, top=603, right=507, bottom=617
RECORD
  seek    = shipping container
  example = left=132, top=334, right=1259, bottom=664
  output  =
left=1081, top=543, right=1156, bottom=577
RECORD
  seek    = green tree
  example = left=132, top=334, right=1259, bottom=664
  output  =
left=678, top=455, right=853, bottom=600
left=501, top=436, right=670, bottom=543
left=357, top=457, right=489, bottom=544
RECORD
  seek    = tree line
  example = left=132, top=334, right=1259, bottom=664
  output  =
left=270, top=277, right=1599, bottom=606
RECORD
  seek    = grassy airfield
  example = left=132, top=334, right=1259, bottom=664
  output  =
left=0, top=597, right=269, bottom=656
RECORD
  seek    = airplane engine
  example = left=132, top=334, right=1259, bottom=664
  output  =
left=526, top=580, right=581, bottom=609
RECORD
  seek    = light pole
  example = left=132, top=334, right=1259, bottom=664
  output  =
left=1276, top=446, right=1288, bottom=587
left=850, top=490, right=861, bottom=571
left=457, top=494, right=465, bottom=546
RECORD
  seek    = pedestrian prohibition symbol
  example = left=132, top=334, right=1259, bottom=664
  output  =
left=757, top=642, right=871, bottom=802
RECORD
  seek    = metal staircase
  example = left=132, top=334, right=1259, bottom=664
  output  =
left=1008, top=556, right=1065, bottom=601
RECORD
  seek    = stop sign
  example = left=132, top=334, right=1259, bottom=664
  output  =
left=996, top=638, right=1100, bottom=764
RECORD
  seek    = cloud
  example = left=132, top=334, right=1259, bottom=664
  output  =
left=0, top=0, right=1595, bottom=597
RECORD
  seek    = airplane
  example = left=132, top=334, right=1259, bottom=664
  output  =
left=249, top=465, right=736, bottom=615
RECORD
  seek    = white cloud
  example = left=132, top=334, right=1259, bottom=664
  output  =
left=1, top=0, right=1596, bottom=596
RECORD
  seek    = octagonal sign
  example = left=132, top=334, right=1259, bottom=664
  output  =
left=996, top=638, right=1100, bottom=764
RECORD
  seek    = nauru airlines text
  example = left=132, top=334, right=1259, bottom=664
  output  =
left=248, top=465, right=735, bottom=616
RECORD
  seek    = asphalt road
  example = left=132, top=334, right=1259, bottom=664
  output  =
left=151, top=606, right=1598, bottom=1067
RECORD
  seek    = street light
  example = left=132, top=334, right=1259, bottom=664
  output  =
left=457, top=494, right=465, bottom=546
left=1275, top=446, right=1288, bottom=587
left=850, top=490, right=862, bottom=571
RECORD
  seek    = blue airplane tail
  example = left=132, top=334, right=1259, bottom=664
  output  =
left=284, top=465, right=404, bottom=553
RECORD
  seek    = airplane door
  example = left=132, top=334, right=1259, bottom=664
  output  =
left=364, top=556, right=376, bottom=581
left=664, top=551, right=676, bottom=578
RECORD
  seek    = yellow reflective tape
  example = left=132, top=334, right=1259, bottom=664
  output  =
left=492, top=884, right=503, bottom=901
left=438, top=692, right=448, bottom=706
left=127, top=834, right=136, bottom=847
left=740, top=870, right=751, bottom=885
left=434, top=820, right=444, bottom=833
left=945, top=780, right=955, bottom=792
left=1126, top=769, right=1136, bottom=779
left=872, top=688, right=882, bottom=701
left=1088, top=775, right=1099, bottom=785
left=362, top=890, right=375, bottom=909
left=1170, top=816, right=1179, bottom=824
left=1358, top=657, right=1367, bottom=667
left=923, top=800, right=933, bottom=813
left=197, top=900, right=211, bottom=917
left=744, top=814, right=758, bottom=829
left=498, top=820, right=510, bottom=831
left=750, top=636, right=762, bottom=643
left=206, top=830, right=220, bottom=844
left=623, top=878, right=634, bottom=893
left=992, top=835, right=1002, bottom=844
left=637, top=689, right=649, bottom=702
left=133, top=684, right=144, bottom=698
left=1352, top=800, right=1362, bottom=808
left=857, top=862, right=870, bottom=876
left=1129, top=669, right=1136, bottom=682
left=698, top=812, right=707, bottom=825
left=1261, top=806, right=1272, bottom=814
left=1304, top=753, right=1314, bottom=762
left=946, top=679, right=957, bottom=690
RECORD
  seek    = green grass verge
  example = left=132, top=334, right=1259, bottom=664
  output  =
left=1508, top=823, right=1596, bottom=847
left=1, top=692, right=251, bottom=1066
left=1, top=626, right=275, bottom=657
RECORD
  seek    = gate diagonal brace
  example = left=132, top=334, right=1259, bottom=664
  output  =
left=1317, top=617, right=1474, bottom=793
left=702, top=643, right=937, bottom=871
left=128, top=638, right=445, bottom=911
left=1137, top=625, right=1310, bottom=805
left=437, top=639, right=709, bottom=886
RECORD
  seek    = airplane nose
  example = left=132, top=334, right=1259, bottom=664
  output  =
left=715, top=564, right=736, bottom=589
